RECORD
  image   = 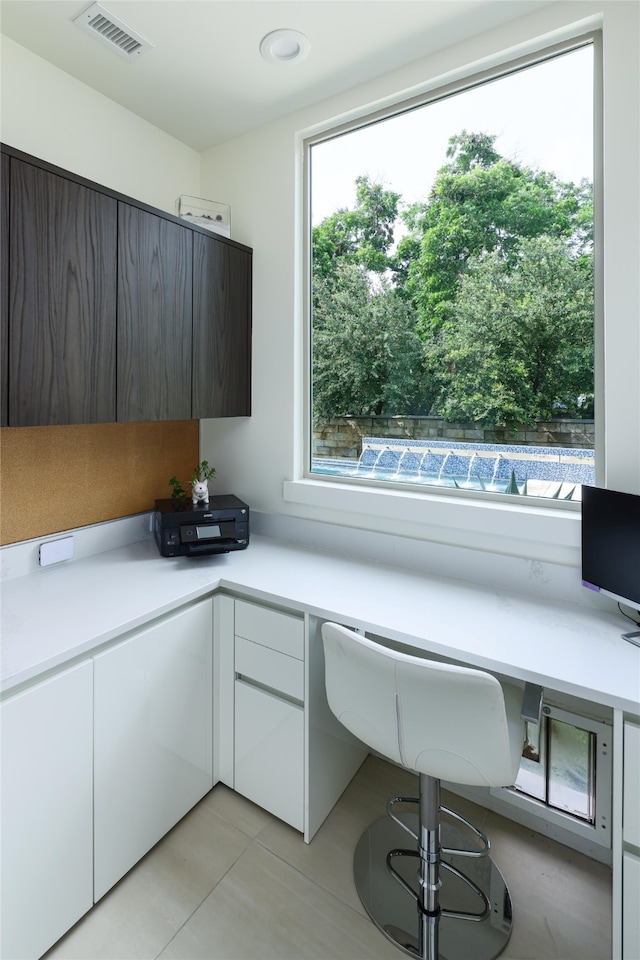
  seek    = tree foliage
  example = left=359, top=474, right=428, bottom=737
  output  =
left=395, top=131, right=592, bottom=338
left=433, top=237, right=594, bottom=425
left=312, top=263, right=424, bottom=419
left=312, top=175, right=400, bottom=285
left=311, top=131, right=594, bottom=426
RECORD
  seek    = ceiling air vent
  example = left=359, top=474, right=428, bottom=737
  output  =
left=72, top=2, right=153, bottom=61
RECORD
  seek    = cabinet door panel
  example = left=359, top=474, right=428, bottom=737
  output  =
left=9, top=160, right=117, bottom=425
left=0, top=661, right=93, bottom=960
left=117, top=203, right=192, bottom=421
left=192, top=233, right=251, bottom=418
left=623, top=851, right=640, bottom=959
left=623, top=721, right=640, bottom=845
left=234, top=679, right=304, bottom=831
left=94, top=600, right=213, bottom=899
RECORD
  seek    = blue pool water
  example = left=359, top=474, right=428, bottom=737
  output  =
left=313, top=437, right=595, bottom=496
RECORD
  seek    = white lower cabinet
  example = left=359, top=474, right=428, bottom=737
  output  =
left=231, top=599, right=305, bottom=831
left=0, top=590, right=374, bottom=959
left=221, top=598, right=367, bottom=841
left=235, top=679, right=304, bottom=830
left=0, top=661, right=93, bottom=960
left=93, top=598, right=213, bottom=900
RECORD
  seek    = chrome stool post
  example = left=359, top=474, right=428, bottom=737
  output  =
left=417, top=774, right=442, bottom=960
left=355, top=773, right=511, bottom=959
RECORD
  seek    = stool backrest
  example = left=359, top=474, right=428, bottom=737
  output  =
left=321, top=622, right=524, bottom=787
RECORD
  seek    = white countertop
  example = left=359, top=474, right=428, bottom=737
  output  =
left=2, top=535, right=639, bottom=713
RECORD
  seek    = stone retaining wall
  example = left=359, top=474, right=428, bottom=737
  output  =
left=313, top=416, right=595, bottom=460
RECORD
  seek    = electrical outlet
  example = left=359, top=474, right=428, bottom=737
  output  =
left=39, top=536, right=74, bottom=567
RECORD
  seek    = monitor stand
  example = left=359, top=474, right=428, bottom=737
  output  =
left=622, top=630, right=640, bottom=648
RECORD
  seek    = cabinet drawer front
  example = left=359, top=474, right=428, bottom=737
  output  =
left=235, top=599, right=304, bottom=659
left=234, top=680, right=304, bottom=831
left=235, top=635, right=304, bottom=701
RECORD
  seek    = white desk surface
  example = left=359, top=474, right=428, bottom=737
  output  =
left=2, top=535, right=639, bottom=712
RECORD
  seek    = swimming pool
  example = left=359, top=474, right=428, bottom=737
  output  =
left=313, top=437, right=595, bottom=498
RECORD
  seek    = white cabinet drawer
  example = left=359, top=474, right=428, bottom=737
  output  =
left=234, top=679, right=304, bottom=830
left=623, top=721, right=640, bottom=846
left=235, top=599, right=304, bottom=659
left=235, top=635, right=304, bottom=701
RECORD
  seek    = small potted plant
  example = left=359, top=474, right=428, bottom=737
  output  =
left=168, top=475, right=188, bottom=506
left=167, top=461, right=216, bottom=508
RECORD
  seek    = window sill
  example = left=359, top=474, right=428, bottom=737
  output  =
left=282, top=476, right=580, bottom=564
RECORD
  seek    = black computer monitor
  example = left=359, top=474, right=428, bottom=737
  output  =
left=581, top=485, right=640, bottom=610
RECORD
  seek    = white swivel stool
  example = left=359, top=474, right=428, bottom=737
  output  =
left=322, top=622, right=537, bottom=960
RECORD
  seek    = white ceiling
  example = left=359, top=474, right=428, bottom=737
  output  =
left=0, top=0, right=549, bottom=152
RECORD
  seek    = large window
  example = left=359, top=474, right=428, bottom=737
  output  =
left=308, top=41, right=596, bottom=504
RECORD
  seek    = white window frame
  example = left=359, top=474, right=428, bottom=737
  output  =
left=284, top=28, right=608, bottom=567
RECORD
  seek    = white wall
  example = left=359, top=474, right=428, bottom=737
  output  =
left=199, top=0, right=640, bottom=569
left=0, top=36, right=200, bottom=212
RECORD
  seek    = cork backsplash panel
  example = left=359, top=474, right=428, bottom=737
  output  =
left=0, top=420, right=199, bottom=545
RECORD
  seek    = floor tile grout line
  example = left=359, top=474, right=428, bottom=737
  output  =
left=152, top=832, right=372, bottom=960
left=153, top=837, right=260, bottom=960
left=251, top=835, right=371, bottom=925
left=200, top=790, right=278, bottom=842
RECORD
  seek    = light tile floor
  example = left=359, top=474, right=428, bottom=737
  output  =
left=45, top=756, right=612, bottom=960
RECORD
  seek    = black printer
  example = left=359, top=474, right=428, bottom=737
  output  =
left=154, top=495, right=249, bottom=557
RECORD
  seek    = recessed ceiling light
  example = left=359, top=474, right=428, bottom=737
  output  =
left=260, top=29, right=310, bottom=64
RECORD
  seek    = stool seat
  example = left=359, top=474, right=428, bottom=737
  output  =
left=321, top=623, right=528, bottom=960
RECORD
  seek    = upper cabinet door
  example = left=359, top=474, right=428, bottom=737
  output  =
left=117, top=203, right=193, bottom=422
left=192, top=233, right=252, bottom=418
left=8, top=160, right=117, bottom=425
left=1, top=154, right=9, bottom=427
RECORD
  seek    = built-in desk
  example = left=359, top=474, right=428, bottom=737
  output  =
left=1, top=533, right=639, bottom=958
left=2, top=534, right=639, bottom=709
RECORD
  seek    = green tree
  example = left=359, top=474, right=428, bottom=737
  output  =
left=395, top=131, right=592, bottom=338
left=433, top=236, right=594, bottom=425
left=312, top=262, right=424, bottom=419
left=312, top=175, right=400, bottom=287
left=310, top=134, right=593, bottom=428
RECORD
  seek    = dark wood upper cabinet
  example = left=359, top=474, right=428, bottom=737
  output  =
left=8, top=159, right=118, bottom=426
left=192, top=231, right=251, bottom=418
left=117, top=203, right=193, bottom=422
left=2, top=144, right=252, bottom=426
left=1, top=154, right=9, bottom=427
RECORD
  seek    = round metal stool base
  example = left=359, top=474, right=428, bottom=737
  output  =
left=354, top=814, right=513, bottom=960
